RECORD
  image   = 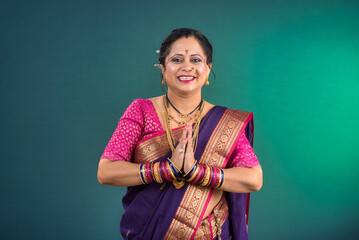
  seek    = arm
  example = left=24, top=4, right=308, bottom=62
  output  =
left=97, top=159, right=142, bottom=186
left=222, top=166, right=262, bottom=193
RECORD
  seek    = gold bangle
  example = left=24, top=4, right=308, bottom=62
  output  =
left=187, top=163, right=199, bottom=182
left=200, top=165, right=211, bottom=187
left=153, top=162, right=162, bottom=183
left=167, top=161, right=176, bottom=180
left=152, top=163, right=158, bottom=183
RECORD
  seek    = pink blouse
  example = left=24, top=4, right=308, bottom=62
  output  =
left=101, top=99, right=260, bottom=168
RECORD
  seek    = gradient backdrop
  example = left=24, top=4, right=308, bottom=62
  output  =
left=1, top=0, right=358, bottom=239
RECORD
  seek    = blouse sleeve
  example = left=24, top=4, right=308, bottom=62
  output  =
left=100, top=99, right=145, bottom=162
left=226, top=131, right=261, bottom=168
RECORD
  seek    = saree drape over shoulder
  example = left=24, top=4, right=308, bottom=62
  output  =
left=101, top=99, right=261, bottom=240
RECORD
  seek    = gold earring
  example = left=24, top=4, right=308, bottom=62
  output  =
left=162, top=77, right=166, bottom=85
left=204, top=77, right=209, bottom=85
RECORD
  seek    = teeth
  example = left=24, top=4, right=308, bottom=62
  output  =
left=178, top=76, right=194, bottom=80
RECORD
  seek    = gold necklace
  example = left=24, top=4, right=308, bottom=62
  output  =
left=162, top=95, right=205, bottom=189
left=167, top=108, right=201, bottom=127
left=163, top=95, right=204, bottom=152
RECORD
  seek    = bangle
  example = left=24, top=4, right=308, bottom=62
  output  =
left=167, top=158, right=180, bottom=177
left=153, top=162, right=162, bottom=183
left=217, top=168, right=224, bottom=189
left=183, top=161, right=198, bottom=179
left=139, top=160, right=180, bottom=185
left=208, top=167, right=216, bottom=187
left=167, top=160, right=177, bottom=180
left=201, top=165, right=211, bottom=187
left=139, top=164, right=146, bottom=184
left=186, top=163, right=225, bottom=189
left=212, top=167, right=221, bottom=188
left=160, top=161, right=171, bottom=182
left=167, top=158, right=182, bottom=173
left=187, top=163, right=199, bottom=182
left=146, top=163, right=154, bottom=183
left=192, top=164, right=205, bottom=184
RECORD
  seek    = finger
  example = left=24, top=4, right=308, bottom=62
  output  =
left=177, top=125, right=187, bottom=144
left=175, top=126, right=187, bottom=153
left=186, top=124, right=193, bottom=151
left=177, top=125, right=186, bottom=143
left=183, top=124, right=187, bottom=137
left=181, top=132, right=188, bottom=150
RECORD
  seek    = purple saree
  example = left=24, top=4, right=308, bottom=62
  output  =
left=121, top=106, right=254, bottom=240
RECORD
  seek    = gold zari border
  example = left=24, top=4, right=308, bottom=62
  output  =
left=134, top=128, right=183, bottom=164
left=164, top=109, right=251, bottom=239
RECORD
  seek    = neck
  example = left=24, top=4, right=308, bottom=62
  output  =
left=167, top=90, right=202, bottom=115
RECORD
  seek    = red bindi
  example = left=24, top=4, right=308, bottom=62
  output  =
left=185, top=50, right=189, bottom=54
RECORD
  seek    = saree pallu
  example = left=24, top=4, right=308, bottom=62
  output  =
left=121, top=106, right=254, bottom=240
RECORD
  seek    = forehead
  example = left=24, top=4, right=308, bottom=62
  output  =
left=168, top=36, right=206, bottom=56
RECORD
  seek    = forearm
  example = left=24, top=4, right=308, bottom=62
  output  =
left=97, top=158, right=142, bottom=187
left=222, top=166, right=263, bottom=193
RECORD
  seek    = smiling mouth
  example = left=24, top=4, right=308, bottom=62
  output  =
left=177, top=76, right=196, bottom=83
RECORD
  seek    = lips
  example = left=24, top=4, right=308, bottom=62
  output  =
left=177, top=75, right=196, bottom=83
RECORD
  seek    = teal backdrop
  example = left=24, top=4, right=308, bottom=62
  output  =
left=1, top=0, right=358, bottom=239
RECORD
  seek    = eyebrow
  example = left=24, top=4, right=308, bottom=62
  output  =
left=169, top=54, right=203, bottom=58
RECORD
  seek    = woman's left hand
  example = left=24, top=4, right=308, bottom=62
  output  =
left=183, top=124, right=196, bottom=173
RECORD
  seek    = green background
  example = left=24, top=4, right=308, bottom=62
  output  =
left=1, top=0, right=358, bottom=239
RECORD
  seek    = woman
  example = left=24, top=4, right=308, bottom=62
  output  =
left=97, top=28, right=262, bottom=240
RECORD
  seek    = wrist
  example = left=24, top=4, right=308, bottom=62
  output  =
left=139, top=160, right=182, bottom=185
left=184, top=157, right=195, bottom=173
left=186, top=163, right=224, bottom=189
left=183, top=160, right=197, bottom=179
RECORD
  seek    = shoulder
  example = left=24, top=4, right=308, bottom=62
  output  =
left=223, top=108, right=254, bottom=122
left=121, top=98, right=150, bottom=119
left=128, top=98, right=152, bottom=107
left=122, top=98, right=158, bottom=120
left=124, top=98, right=153, bottom=112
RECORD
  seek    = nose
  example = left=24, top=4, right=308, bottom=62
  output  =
left=182, top=60, right=194, bottom=72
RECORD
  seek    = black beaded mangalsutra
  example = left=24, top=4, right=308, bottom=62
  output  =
left=166, top=94, right=203, bottom=118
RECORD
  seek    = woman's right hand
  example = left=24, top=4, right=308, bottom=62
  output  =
left=171, top=125, right=188, bottom=172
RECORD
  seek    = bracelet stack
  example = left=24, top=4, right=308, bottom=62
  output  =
left=139, top=158, right=182, bottom=184
left=139, top=159, right=224, bottom=189
left=185, top=162, right=224, bottom=189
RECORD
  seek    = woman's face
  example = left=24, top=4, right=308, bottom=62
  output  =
left=162, top=36, right=211, bottom=95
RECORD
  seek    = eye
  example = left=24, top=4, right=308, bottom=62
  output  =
left=171, top=57, right=183, bottom=63
left=191, top=58, right=202, bottom=63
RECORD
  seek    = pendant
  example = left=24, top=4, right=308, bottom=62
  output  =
left=172, top=178, right=186, bottom=189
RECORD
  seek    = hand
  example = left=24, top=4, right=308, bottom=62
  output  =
left=183, top=124, right=196, bottom=173
left=171, top=126, right=188, bottom=171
